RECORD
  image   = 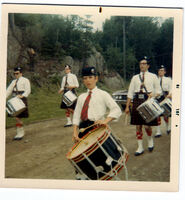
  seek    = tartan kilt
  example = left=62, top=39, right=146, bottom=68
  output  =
left=60, top=89, right=77, bottom=110
left=131, top=96, right=158, bottom=126
left=8, top=97, right=29, bottom=118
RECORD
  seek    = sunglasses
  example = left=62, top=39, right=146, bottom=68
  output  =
left=14, top=72, right=20, bottom=75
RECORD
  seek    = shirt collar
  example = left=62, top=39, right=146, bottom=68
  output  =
left=87, top=86, right=98, bottom=93
left=140, top=70, right=148, bottom=75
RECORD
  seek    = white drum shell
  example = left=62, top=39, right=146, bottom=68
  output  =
left=160, top=98, right=172, bottom=117
left=6, top=97, right=26, bottom=117
left=137, top=98, right=164, bottom=123
left=63, top=90, right=77, bottom=106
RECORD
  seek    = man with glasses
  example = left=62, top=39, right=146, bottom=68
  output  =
left=125, top=57, right=162, bottom=156
left=6, top=67, right=31, bottom=140
left=58, top=64, right=79, bottom=127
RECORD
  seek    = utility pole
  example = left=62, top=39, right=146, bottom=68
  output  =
left=123, top=17, right=126, bottom=81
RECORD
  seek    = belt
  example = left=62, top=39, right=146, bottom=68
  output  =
left=13, top=91, right=24, bottom=95
left=134, top=92, right=150, bottom=100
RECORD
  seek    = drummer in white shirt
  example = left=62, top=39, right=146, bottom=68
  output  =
left=73, top=66, right=122, bottom=143
left=6, top=67, right=31, bottom=140
left=58, top=65, right=79, bottom=127
left=155, top=65, right=172, bottom=137
left=125, top=56, right=162, bottom=156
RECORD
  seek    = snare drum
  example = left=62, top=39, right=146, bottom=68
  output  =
left=160, top=98, right=171, bottom=117
left=66, top=126, right=129, bottom=180
left=63, top=90, right=77, bottom=107
left=6, top=97, right=26, bottom=117
left=137, top=98, right=164, bottom=123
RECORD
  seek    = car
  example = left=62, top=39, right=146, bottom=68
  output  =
left=112, top=90, right=128, bottom=110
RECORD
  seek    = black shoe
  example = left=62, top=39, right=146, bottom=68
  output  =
left=155, top=134, right=162, bottom=138
left=148, top=147, right=154, bottom=152
left=13, top=137, right=23, bottom=141
left=134, top=151, right=144, bottom=156
left=64, top=124, right=72, bottom=127
left=167, top=130, right=171, bottom=135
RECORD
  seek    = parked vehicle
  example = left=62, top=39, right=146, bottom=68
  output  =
left=112, top=90, right=128, bottom=110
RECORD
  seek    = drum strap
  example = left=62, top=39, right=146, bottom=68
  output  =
left=139, top=74, right=148, bottom=93
left=13, top=78, right=19, bottom=94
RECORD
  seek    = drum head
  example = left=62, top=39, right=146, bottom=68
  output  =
left=67, top=126, right=107, bottom=159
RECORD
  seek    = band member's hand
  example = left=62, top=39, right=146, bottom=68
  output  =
left=148, top=93, right=153, bottom=98
left=17, top=95, right=23, bottom=99
left=95, top=120, right=108, bottom=127
left=125, top=106, right=130, bottom=114
left=166, top=94, right=172, bottom=99
left=72, top=131, right=81, bottom=143
left=58, top=89, right=62, bottom=94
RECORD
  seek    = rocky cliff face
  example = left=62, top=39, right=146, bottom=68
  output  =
left=7, top=26, right=125, bottom=90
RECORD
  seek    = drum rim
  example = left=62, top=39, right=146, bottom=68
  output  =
left=72, top=131, right=109, bottom=163
left=66, top=125, right=108, bottom=160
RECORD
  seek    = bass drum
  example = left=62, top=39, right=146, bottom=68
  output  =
left=66, top=125, right=129, bottom=180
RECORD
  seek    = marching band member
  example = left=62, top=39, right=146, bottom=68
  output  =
left=72, top=66, right=122, bottom=180
left=125, top=57, right=162, bottom=156
left=6, top=67, right=31, bottom=140
left=155, top=65, right=172, bottom=137
left=73, top=66, right=122, bottom=143
left=58, top=64, right=79, bottom=127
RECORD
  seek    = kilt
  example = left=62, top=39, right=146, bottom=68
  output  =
left=60, top=89, right=77, bottom=110
left=8, top=97, right=29, bottom=118
left=131, top=93, right=158, bottom=126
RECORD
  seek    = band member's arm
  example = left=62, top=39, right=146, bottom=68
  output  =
left=73, top=125, right=80, bottom=142
left=167, top=77, right=172, bottom=99
left=95, top=117, right=114, bottom=126
left=125, top=98, right=131, bottom=114
left=6, top=80, right=15, bottom=99
left=66, top=74, right=79, bottom=90
left=20, top=79, right=31, bottom=98
left=58, top=78, right=65, bottom=94
left=125, top=76, right=135, bottom=113
left=152, top=75, right=162, bottom=98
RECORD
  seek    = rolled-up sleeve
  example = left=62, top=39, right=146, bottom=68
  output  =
left=73, top=74, right=79, bottom=88
left=104, top=92, right=122, bottom=119
left=22, top=79, right=31, bottom=97
left=61, top=76, right=65, bottom=91
left=153, top=75, right=162, bottom=95
left=73, top=96, right=83, bottom=126
left=127, top=76, right=135, bottom=99
left=6, top=81, right=15, bottom=99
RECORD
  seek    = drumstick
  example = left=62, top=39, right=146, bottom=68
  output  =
left=124, top=114, right=129, bottom=125
left=79, top=123, right=96, bottom=133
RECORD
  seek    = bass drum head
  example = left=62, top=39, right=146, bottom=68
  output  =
left=67, top=126, right=106, bottom=159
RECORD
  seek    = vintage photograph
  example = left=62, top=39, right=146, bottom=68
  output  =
left=0, top=4, right=182, bottom=191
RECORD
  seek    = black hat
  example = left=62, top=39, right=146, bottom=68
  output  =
left=81, top=66, right=97, bottom=76
left=158, top=65, right=166, bottom=71
left=14, top=66, right=22, bottom=73
left=140, top=56, right=151, bottom=64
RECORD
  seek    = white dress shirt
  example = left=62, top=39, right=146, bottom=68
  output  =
left=61, top=72, right=79, bottom=90
left=6, top=76, right=31, bottom=98
left=127, top=71, right=162, bottom=99
left=159, top=76, right=172, bottom=94
left=73, top=86, right=122, bottom=126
